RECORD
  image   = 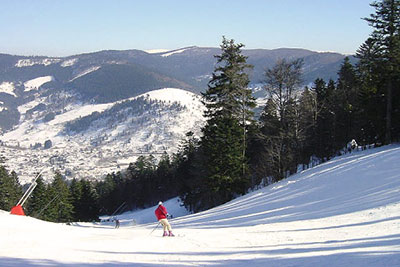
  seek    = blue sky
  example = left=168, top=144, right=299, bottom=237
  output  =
left=0, top=0, right=374, bottom=57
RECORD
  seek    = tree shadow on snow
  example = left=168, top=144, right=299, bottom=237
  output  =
left=171, top=146, right=400, bottom=229
left=79, top=233, right=400, bottom=266
left=0, top=257, right=183, bottom=267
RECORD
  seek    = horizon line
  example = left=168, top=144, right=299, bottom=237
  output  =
left=1, top=46, right=354, bottom=58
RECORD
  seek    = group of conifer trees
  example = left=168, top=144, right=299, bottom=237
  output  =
left=152, top=0, right=400, bottom=212
left=1, top=0, right=399, bottom=220
left=0, top=165, right=22, bottom=211
left=0, top=167, right=99, bottom=223
left=175, top=0, right=400, bottom=211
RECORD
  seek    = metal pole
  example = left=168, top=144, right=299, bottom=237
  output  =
left=111, top=202, right=127, bottom=217
left=20, top=182, right=38, bottom=206
left=35, top=194, right=60, bottom=218
left=16, top=183, right=35, bottom=206
left=149, top=221, right=161, bottom=235
left=16, top=169, right=45, bottom=206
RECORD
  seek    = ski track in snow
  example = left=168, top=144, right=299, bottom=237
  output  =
left=1, top=145, right=400, bottom=266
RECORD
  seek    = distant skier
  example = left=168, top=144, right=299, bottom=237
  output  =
left=115, top=219, right=120, bottom=229
left=347, top=139, right=358, bottom=153
left=154, top=201, right=174, bottom=237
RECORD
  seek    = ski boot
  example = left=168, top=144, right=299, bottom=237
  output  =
left=169, top=231, right=175, bottom=237
left=163, top=231, right=168, bottom=237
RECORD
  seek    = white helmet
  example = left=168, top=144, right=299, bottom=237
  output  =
left=158, top=201, right=163, bottom=206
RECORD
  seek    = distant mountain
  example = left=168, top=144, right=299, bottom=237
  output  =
left=68, top=63, right=192, bottom=103
left=0, top=46, right=352, bottom=131
left=0, top=47, right=354, bottom=182
left=137, top=46, right=351, bottom=89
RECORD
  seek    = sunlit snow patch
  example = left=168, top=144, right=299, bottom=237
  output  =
left=15, top=58, right=61, bottom=67
left=60, top=58, right=78, bottom=67
left=0, top=82, right=17, bottom=97
left=24, top=76, right=54, bottom=92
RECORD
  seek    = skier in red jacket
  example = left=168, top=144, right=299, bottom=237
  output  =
left=154, top=201, right=174, bottom=237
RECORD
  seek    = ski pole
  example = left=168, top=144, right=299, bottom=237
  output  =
left=149, top=221, right=161, bottom=235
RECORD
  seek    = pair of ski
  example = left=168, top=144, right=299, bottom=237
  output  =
left=150, top=222, right=182, bottom=237
left=163, top=233, right=175, bottom=237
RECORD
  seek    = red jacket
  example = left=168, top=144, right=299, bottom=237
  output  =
left=155, top=205, right=168, bottom=220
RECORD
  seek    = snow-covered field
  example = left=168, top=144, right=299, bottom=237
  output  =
left=0, top=81, right=17, bottom=97
left=24, top=76, right=54, bottom=91
left=1, top=145, right=400, bottom=266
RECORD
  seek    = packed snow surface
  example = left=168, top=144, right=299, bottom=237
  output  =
left=1, top=145, right=400, bottom=266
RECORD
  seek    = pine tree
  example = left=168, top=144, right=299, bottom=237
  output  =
left=174, top=132, right=205, bottom=212
left=156, top=152, right=178, bottom=201
left=364, top=0, right=400, bottom=143
left=334, top=57, right=359, bottom=149
left=131, top=155, right=156, bottom=208
left=313, top=79, right=337, bottom=159
left=25, top=176, right=49, bottom=219
left=200, top=37, right=256, bottom=209
left=356, top=38, right=387, bottom=143
left=76, top=179, right=99, bottom=222
left=202, top=116, right=245, bottom=204
left=298, top=86, right=317, bottom=165
left=96, top=173, right=118, bottom=214
left=0, top=166, right=22, bottom=211
left=69, top=178, right=83, bottom=220
left=46, top=172, right=74, bottom=222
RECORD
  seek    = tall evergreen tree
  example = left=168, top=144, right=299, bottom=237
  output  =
left=96, top=173, right=118, bottom=214
left=0, top=166, right=22, bottom=211
left=156, top=152, right=178, bottom=201
left=364, top=0, right=400, bottom=143
left=25, top=176, right=49, bottom=219
left=356, top=38, right=387, bottom=143
left=46, top=172, right=74, bottom=222
left=76, top=179, right=99, bottom=222
left=334, top=57, right=359, bottom=149
left=175, top=131, right=205, bottom=212
left=313, top=79, right=336, bottom=159
left=298, top=86, right=318, bottom=165
left=69, top=178, right=83, bottom=220
left=200, top=37, right=256, bottom=209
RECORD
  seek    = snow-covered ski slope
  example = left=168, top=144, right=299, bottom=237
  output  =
left=1, top=145, right=400, bottom=266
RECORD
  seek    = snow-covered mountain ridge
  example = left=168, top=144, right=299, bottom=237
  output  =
left=0, top=47, right=351, bottom=131
left=0, top=46, right=353, bottom=184
left=0, top=88, right=204, bottom=184
left=1, top=144, right=399, bottom=266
